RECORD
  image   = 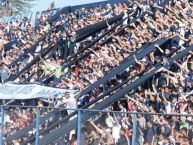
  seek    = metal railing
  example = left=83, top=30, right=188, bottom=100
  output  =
left=0, top=105, right=192, bottom=145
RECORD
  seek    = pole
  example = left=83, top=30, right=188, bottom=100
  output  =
left=131, top=114, right=137, bottom=145
left=0, top=106, right=4, bottom=145
left=77, top=110, right=82, bottom=145
left=35, top=107, right=40, bottom=145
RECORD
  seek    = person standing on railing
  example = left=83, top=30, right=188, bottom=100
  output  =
left=61, top=32, right=74, bottom=59
left=66, top=36, right=74, bottom=58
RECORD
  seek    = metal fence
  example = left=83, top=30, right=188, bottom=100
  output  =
left=0, top=105, right=192, bottom=145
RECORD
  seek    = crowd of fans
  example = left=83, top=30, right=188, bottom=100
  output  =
left=0, top=0, right=193, bottom=145
left=0, top=1, right=129, bottom=83
left=78, top=0, right=193, bottom=145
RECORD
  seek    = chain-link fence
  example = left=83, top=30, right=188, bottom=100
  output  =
left=0, top=106, right=192, bottom=145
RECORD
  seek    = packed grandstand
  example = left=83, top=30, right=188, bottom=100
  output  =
left=0, top=0, right=193, bottom=144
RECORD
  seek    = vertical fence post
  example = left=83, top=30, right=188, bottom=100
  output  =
left=35, top=107, right=40, bottom=145
left=0, top=106, right=4, bottom=145
left=132, top=114, right=137, bottom=145
left=77, top=110, right=82, bottom=145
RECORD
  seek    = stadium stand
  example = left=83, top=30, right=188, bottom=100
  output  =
left=0, top=0, right=193, bottom=145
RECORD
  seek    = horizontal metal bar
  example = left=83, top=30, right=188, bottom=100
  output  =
left=1, top=105, right=193, bottom=117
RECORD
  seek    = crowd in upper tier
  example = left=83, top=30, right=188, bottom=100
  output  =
left=0, top=0, right=193, bottom=145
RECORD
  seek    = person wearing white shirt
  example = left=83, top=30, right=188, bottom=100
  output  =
left=105, top=113, right=114, bottom=128
left=62, top=93, right=77, bottom=115
left=112, top=115, right=121, bottom=144
left=122, top=10, right=128, bottom=26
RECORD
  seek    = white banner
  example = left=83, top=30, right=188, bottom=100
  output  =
left=0, top=83, right=78, bottom=99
